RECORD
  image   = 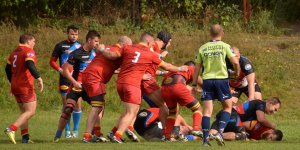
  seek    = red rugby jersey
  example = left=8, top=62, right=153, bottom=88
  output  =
left=248, top=122, right=272, bottom=140
left=162, top=66, right=195, bottom=84
left=7, top=45, right=37, bottom=94
left=83, top=44, right=122, bottom=84
left=116, top=43, right=163, bottom=87
left=146, top=41, right=161, bottom=76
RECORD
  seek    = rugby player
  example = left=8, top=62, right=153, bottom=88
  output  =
left=192, top=24, right=240, bottom=146
left=234, top=97, right=281, bottom=129
left=98, top=32, right=188, bottom=143
left=243, top=120, right=283, bottom=141
left=81, top=36, right=132, bottom=142
left=53, top=30, right=99, bottom=142
left=4, top=33, right=44, bottom=144
left=161, top=61, right=203, bottom=140
left=227, top=47, right=262, bottom=103
left=49, top=25, right=82, bottom=138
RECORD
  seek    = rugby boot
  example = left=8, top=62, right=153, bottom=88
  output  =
left=4, top=128, right=16, bottom=144
left=125, top=129, right=140, bottom=142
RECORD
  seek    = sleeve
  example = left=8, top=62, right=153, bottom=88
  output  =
left=5, top=63, right=12, bottom=82
left=25, top=50, right=36, bottom=62
left=49, top=56, right=60, bottom=71
left=241, top=57, right=255, bottom=75
left=195, top=48, right=202, bottom=64
left=25, top=60, right=40, bottom=79
left=151, top=53, right=163, bottom=66
left=67, top=51, right=78, bottom=66
left=225, top=45, right=235, bottom=58
left=256, top=101, right=265, bottom=112
left=51, top=43, right=61, bottom=57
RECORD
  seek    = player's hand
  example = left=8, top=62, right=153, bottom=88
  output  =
left=179, top=65, right=188, bottom=72
left=142, top=73, right=152, bottom=80
left=73, top=81, right=82, bottom=89
left=37, top=77, right=44, bottom=92
left=160, top=51, right=169, bottom=58
left=96, top=44, right=106, bottom=52
left=229, top=71, right=239, bottom=79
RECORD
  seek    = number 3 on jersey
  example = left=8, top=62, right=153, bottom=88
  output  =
left=132, top=51, right=141, bottom=63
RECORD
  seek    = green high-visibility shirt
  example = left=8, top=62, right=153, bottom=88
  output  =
left=195, top=41, right=235, bottom=80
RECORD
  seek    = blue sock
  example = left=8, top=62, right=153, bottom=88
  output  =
left=55, top=130, right=63, bottom=138
left=218, top=111, right=231, bottom=133
left=202, top=116, right=210, bottom=143
left=186, top=134, right=194, bottom=141
left=73, top=110, right=82, bottom=131
left=65, top=116, right=71, bottom=132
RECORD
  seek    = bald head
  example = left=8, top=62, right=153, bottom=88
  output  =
left=118, top=36, right=132, bottom=46
left=210, top=24, right=224, bottom=38
left=140, top=32, right=154, bottom=47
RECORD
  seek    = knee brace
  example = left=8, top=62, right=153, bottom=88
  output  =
left=61, top=103, right=75, bottom=120
left=186, top=100, right=201, bottom=112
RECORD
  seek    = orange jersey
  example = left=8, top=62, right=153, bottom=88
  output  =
left=162, top=66, right=195, bottom=85
left=247, top=121, right=272, bottom=140
left=83, top=44, right=122, bottom=84
left=117, top=44, right=163, bottom=87
left=7, top=45, right=37, bottom=94
left=146, top=42, right=161, bottom=76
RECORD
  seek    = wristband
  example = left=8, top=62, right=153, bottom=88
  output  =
left=59, top=68, right=63, bottom=73
left=159, top=71, right=164, bottom=76
left=159, top=54, right=163, bottom=59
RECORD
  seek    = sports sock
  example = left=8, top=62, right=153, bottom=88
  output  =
left=55, top=130, right=63, bottom=138
left=128, top=125, right=134, bottom=132
left=165, top=117, right=176, bottom=139
left=83, top=132, right=92, bottom=140
left=202, top=116, right=210, bottom=143
left=111, top=127, right=118, bottom=134
left=65, top=117, right=71, bottom=132
left=192, top=111, right=202, bottom=131
left=21, top=129, right=28, bottom=136
left=93, top=126, right=102, bottom=137
left=218, top=111, right=231, bottom=133
left=115, top=131, right=123, bottom=140
left=72, top=110, right=82, bottom=131
left=9, top=124, right=18, bottom=131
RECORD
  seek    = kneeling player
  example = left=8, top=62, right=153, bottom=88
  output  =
left=161, top=61, right=203, bottom=140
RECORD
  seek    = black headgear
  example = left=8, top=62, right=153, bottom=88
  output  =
left=157, top=31, right=171, bottom=49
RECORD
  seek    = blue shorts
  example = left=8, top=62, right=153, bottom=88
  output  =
left=201, top=79, right=232, bottom=101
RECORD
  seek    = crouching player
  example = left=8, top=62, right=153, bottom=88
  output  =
left=4, top=34, right=43, bottom=144
left=161, top=61, right=203, bottom=140
left=53, top=30, right=99, bottom=142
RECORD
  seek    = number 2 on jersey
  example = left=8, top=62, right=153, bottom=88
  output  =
left=132, top=51, right=141, bottom=63
left=13, top=55, right=17, bottom=67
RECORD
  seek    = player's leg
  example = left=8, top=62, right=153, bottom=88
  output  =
left=147, top=89, right=168, bottom=127
left=59, top=80, right=72, bottom=138
left=202, top=100, right=213, bottom=145
left=18, top=104, right=32, bottom=143
left=54, top=98, right=77, bottom=142
left=125, top=115, right=140, bottom=142
left=72, top=97, right=82, bottom=138
left=185, top=100, right=203, bottom=137
left=254, top=83, right=262, bottom=100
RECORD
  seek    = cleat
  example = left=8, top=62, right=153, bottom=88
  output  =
left=65, top=131, right=72, bottom=138
left=82, top=137, right=92, bottom=143
left=190, top=130, right=203, bottom=138
left=203, top=142, right=212, bottom=147
left=211, top=132, right=225, bottom=146
left=125, top=129, right=139, bottom=142
left=72, top=131, right=79, bottom=138
left=94, top=135, right=109, bottom=142
left=107, top=132, right=124, bottom=143
left=53, top=137, right=60, bottom=143
left=22, top=139, right=34, bottom=144
left=22, top=134, right=34, bottom=143
left=4, top=128, right=16, bottom=144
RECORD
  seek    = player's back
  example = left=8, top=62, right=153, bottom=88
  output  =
left=117, top=44, right=162, bottom=87
left=162, top=66, right=195, bottom=84
left=8, top=45, right=36, bottom=94
left=84, top=44, right=122, bottom=84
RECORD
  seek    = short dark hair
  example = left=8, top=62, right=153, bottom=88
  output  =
left=85, top=30, right=100, bottom=42
left=140, top=32, right=153, bottom=43
left=19, top=33, right=35, bottom=44
left=67, top=25, right=79, bottom=33
left=269, top=97, right=281, bottom=106
left=273, top=129, right=283, bottom=141
left=184, top=61, right=195, bottom=66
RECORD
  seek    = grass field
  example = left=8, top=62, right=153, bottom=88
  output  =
left=0, top=23, right=300, bottom=149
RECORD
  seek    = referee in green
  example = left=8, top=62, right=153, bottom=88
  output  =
left=192, top=24, right=240, bottom=146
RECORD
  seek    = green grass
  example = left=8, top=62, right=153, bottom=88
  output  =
left=0, top=22, right=300, bottom=149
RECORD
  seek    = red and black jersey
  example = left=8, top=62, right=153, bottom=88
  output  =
left=234, top=100, right=266, bottom=122
left=162, top=66, right=195, bottom=85
left=247, top=121, right=272, bottom=140
left=134, top=108, right=160, bottom=135
left=51, top=40, right=81, bottom=67
left=7, top=45, right=37, bottom=94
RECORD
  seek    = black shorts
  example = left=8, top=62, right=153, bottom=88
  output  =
left=59, top=75, right=71, bottom=94
left=211, top=109, right=244, bottom=133
left=232, top=81, right=261, bottom=98
left=66, top=87, right=91, bottom=104
left=141, top=123, right=164, bottom=141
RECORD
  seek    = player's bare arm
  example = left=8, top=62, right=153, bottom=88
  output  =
left=246, top=73, right=256, bottom=100
left=256, top=110, right=276, bottom=129
left=97, top=44, right=121, bottom=60
left=62, top=62, right=81, bottom=89
left=159, top=62, right=188, bottom=72
left=229, top=56, right=240, bottom=79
